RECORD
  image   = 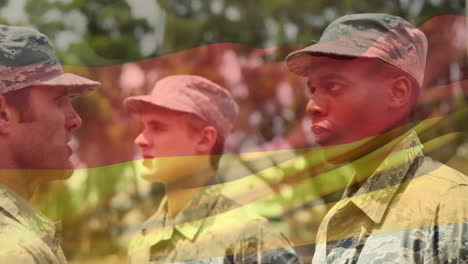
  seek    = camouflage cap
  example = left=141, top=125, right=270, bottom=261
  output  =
left=124, top=75, right=239, bottom=138
left=285, top=13, right=428, bottom=86
left=0, top=25, right=100, bottom=95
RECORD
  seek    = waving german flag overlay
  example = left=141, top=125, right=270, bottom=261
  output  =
left=1, top=12, right=467, bottom=263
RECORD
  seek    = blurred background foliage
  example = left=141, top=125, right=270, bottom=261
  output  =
left=0, top=0, right=467, bottom=263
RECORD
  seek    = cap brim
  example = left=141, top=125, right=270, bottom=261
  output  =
left=285, top=30, right=386, bottom=76
left=124, top=96, right=155, bottom=113
left=285, top=43, right=367, bottom=76
left=124, top=95, right=196, bottom=115
left=35, top=73, right=101, bottom=96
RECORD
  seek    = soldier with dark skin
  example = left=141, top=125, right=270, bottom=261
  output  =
left=286, top=14, right=468, bottom=263
left=124, top=75, right=302, bottom=264
left=0, top=25, right=100, bottom=263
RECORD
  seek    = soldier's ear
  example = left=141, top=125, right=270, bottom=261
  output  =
left=196, top=126, right=218, bottom=155
left=0, top=95, right=13, bottom=135
left=387, top=75, right=411, bottom=110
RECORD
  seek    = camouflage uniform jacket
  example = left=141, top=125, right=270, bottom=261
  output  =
left=0, top=184, right=67, bottom=264
left=128, top=183, right=301, bottom=264
left=312, top=131, right=468, bottom=264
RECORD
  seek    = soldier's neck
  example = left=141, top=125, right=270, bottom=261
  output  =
left=0, top=146, right=39, bottom=200
left=166, top=187, right=203, bottom=219
left=323, top=120, right=414, bottom=165
left=337, top=125, right=416, bottom=190
left=0, top=169, right=40, bottom=201
left=165, top=165, right=215, bottom=219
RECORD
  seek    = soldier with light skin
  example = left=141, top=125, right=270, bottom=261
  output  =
left=0, top=25, right=100, bottom=263
left=125, top=75, right=301, bottom=264
left=126, top=76, right=233, bottom=220
left=286, top=14, right=468, bottom=263
left=134, top=104, right=221, bottom=218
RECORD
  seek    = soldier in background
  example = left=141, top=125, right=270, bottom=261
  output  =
left=0, top=25, right=100, bottom=263
left=125, top=75, right=301, bottom=263
left=285, top=13, right=468, bottom=263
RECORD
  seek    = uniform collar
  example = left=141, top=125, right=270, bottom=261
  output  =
left=0, top=184, right=60, bottom=249
left=141, top=183, right=224, bottom=242
left=173, top=183, right=224, bottom=240
left=343, top=130, right=424, bottom=223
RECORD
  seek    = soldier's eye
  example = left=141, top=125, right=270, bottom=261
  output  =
left=150, top=124, right=162, bottom=130
left=324, top=82, right=344, bottom=93
left=309, top=86, right=316, bottom=94
left=147, top=121, right=166, bottom=131
left=307, top=80, right=316, bottom=94
left=54, top=96, right=68, bottom=107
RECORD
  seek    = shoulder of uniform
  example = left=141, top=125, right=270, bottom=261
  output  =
left=0, top=246, right=38, bottom=263
left=0, top=213, right=58, bottom=259
left=0, top=212, right=25, bottom=234
left=415, top=156, right=468, bottom=188
left=0, top=232, right=55, bottom=264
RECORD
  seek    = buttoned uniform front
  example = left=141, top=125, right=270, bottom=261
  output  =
left=0, top=184, right=67, bottom=264
left=312, top=131, right=468, bottom=264
left=128, top=182, right=301, bottom=264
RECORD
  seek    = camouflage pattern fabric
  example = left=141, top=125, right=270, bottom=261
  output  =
left=312, top=131, right=468, bottom=263
left=0, top=24, right=100, bottom=95
left=128, top=183, right=301, bottom=264
left=0, top=184, right=67, bottom=264
left=285, top=13, right=427, bottom=87
left=124, top=75, right=239, bottom=139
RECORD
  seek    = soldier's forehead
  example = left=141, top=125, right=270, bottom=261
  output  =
left=305, top=57, right=382, bottom=78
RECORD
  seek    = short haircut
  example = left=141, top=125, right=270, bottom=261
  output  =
left=364, top=57, right=421, bottom=118
left=2, top=87, right=35, bottom=122
left=364, top=57, right=421, bottom=99
left=181, top=113, right=225, bottom=169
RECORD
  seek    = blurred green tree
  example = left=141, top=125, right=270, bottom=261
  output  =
left=0, top=0, right=466, bottom=262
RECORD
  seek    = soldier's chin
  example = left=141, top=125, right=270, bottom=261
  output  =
left=140, top=159, right=160, bottom=182
left=139, top=156, right=200, bottom=185
left=139, top=158, right=173, bottom=183
left=314, top=131, right=334, bottom=146
left=55, top=169, right=74, bottom=180
left=34, top=169, right=75, bottom=181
